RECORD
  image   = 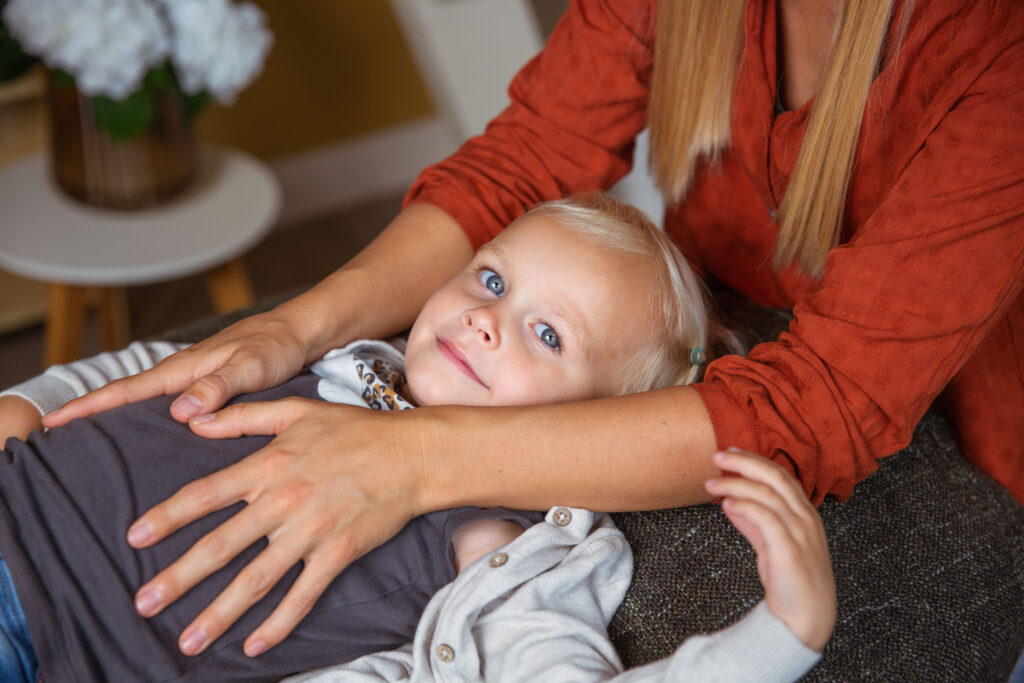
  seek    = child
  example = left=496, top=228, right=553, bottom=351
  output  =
left=0, top=194, right=832, bottom=682
left=282, top=449, right=833, bottom=683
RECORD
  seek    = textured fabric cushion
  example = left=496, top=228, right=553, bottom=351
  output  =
left=162, top=288, right=1024, bottom=681
left=609, top=288, right=1024, bottom=680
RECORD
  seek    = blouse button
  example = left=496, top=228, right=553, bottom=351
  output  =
left=488, top=552, right=508, bottom=567
left=553, top=508, right=572, bottom=527
left=436, top=643, right=455, bottom=662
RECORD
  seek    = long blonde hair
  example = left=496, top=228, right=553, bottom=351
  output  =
left=649, top=0, right=902, bottom=279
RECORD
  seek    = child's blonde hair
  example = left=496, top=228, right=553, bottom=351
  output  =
left=525, top=193, right=740, bottom=393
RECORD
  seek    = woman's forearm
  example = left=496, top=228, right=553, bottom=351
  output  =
left=414, top=384, right=720, bottom=513
left=285, top=202, right=474, bottom=364
left=126, top=381, right=717, bottom=655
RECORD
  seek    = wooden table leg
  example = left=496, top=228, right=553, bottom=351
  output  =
left=45, top=283, right=86, bottom=367
left=98, top=286, right=131, bottom=352
left=205, top=257, right=255, bottom=314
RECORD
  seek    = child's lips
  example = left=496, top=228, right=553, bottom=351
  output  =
left=436, top=337, right=488, bottom=388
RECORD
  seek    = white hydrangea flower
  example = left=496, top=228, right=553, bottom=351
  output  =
left=3, top=0, right=170, bottom=99
left=161, top=0, right=273, bottom=104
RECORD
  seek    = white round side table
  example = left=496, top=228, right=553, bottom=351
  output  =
left=0, top=145, right=281, bottom=366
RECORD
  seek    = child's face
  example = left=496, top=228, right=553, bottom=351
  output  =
left=405, top=213, right=657, bottom=407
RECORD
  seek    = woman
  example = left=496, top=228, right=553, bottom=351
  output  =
left=41, top=0, right=1024, bottom=659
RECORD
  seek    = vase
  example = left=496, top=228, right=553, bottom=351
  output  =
left=46, top=75, right=198, bottom=210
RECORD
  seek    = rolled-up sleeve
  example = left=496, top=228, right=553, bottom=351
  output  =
left=696, top=36, right=1024, bottom=504
left=403, top=0, right=655, bottom=249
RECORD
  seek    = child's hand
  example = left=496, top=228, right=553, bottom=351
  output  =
left=704, top=449, right=836, bottom=652
left=0, top=395, right=44, bottom=444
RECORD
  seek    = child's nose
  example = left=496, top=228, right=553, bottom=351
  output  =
left=463, top=307, right=501, bottom=347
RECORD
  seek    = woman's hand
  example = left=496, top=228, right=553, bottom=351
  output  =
left=704, top=448, right=836, bottom=652
left=41, top=203, right=473, bottom=431
left=126, top=397, right=430, bottom=657
left=0, top=395, right=44, bottom=444
left=43, top=300, right=323, bottom=428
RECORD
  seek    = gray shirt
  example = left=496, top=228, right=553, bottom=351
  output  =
left=4, top=340, right=820, bottom=682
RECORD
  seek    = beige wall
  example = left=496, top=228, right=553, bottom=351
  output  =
left=197, top=0, right=435, bottom=160
left=0, top=70, right=50, bottom=332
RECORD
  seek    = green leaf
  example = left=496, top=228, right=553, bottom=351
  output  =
left=50, top=68, right=75, bottom=88
left=91, top=85, right=156, bottom=141
left=145, top=62, right=173, bottom=89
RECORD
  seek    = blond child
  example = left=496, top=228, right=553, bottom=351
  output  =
left=0, top=194, right=832, bottom=682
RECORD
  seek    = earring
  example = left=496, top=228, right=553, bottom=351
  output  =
left=690, top=346, right=707, bottom=366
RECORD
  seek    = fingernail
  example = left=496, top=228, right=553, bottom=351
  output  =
left=127, top=521, right=152, bottom=546
left=726, top=446, right=743, bottom=453
left=713, top=451, right=726, bottom=461
left=245, top=639, right=267, bottom=657
left=135, top=587, right=162, bottom=616
left=181, top=627, right=208, bottom=655
left=190, top=413, right=215, bottom=425
left=705, top=478, right=719, bottom=488
left=172, top=395, right=203, bottom=419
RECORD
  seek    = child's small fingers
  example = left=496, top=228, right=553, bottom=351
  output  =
left=717, top=500, right=765, bottom=550
left=706, top=476, right=803, bottom=538
left=712, top=450, right=812, bottom=517
left=721, top=496, right=797, bottom=559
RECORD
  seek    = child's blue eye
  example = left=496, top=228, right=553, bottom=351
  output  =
left=533, top=323, right=560, bottom=350
left=480, top=269, right=505, bottom=296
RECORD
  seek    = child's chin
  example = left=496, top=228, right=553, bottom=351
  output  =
left=408, top=382, right=482, bottom=408
left=404, top=376, right=445, bottom=407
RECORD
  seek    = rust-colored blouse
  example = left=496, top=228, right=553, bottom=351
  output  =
left=405, top=0, right=1024, bottom=504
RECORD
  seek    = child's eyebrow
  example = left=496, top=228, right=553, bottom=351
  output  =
left=546, top=298, right=592, bottom=361
left=477, top=242, right=505, bottom=262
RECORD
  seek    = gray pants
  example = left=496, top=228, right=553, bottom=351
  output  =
left=0, top=373, right=541, bottom=682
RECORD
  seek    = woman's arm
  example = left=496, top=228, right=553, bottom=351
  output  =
left=111, top=2, right=669, bottom=655
left=412, top=388, right=719, bottom=512
left=44, top=202, right=473, bottom=427
left=124, top=384, right=717, bottom=657
left=694, top=12, right=1024, bottom=504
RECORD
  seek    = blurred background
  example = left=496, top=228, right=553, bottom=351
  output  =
left=0, top=0, right=659, bottom=387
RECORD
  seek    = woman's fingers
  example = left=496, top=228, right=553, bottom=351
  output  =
left=127, top=399, right=317, bottom=555
left=127, top=400, right=423, bottom=655
left=244, top=554, right=349, bottom=656
left=187, top=398, right=313, bottom=439
left=127, top=455, right=260, bottom=550
left=168, top=349, right=277, bottom=421
left=133, top=499, right=278, bottom=618
left=127, top=398, right=312, bottom=553
left=46, top=306, right=315, bottom=427
left=44, top=360, right=193, bottom=427
left=175, top=529, right=312, bottom=656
